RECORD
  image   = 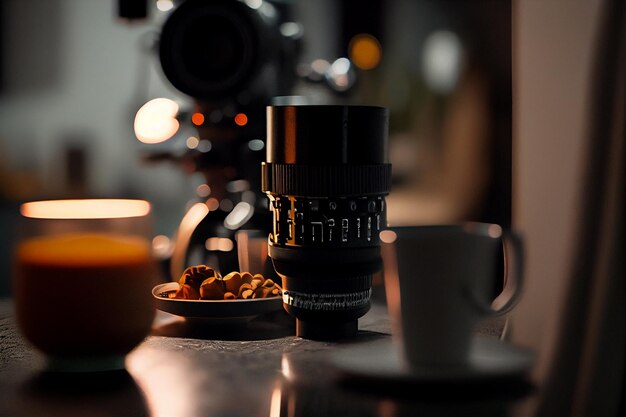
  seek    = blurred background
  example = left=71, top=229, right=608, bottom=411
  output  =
left=0, top=0, right=511, bottom=296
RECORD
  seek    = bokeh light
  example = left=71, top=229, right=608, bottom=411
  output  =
left=205, top=237, right=234, bottom=252
left=152, top=235, right=173, bottom=258
left=224, top=202, right=254, bottom=230
left=326, top=57, right=355, bottom=91
left=191, top=112, right=205, bottom=126
left=244, top=0, right=262, bottom=10
left=197, top=140, right=212, bottom=153
left=206, top=198, right=220, bottom=211
left=156, top=0, right=174, bottom=12
left=186, top=136, right=199, bottom=149
left=21, top=199, right=151, bottom=219
left=421, top=30, right=463, bottom=94
left=248, top=139, right=264, bottom=151
left=379, top=230, right=398, bottom=244
left=196, top=184, right=211, bottom=198
left=134, top=98, right=180, bottom=144
left=349, top=34, right=382, bottom=70
left=234, top=113, right=248, bottom=126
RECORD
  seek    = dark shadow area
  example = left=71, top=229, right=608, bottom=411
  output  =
left=330, top=330, right=390, bottom=345
left=151, top=310, right=296, bottom=341
left=17, top=369, right=149, bottom=417
left=273, top=372, right=532, bottom=417
left=0, top=202, right=19, bottom=297
left=337, top=373, right=535, bottom=403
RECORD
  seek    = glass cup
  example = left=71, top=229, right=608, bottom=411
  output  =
left=13, top=199, right=158, bottom=372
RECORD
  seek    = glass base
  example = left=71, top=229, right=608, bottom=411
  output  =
left=46, top=355, right=126, bottom=373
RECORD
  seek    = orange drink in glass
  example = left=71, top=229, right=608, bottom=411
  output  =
left=14, top=199, right=158, bottom=372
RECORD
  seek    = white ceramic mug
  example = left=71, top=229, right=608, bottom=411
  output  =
left=380, top=223, right=523, bottom=369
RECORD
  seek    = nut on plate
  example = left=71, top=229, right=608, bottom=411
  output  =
left=200, top=276, right=226, bottom=300
left=172, top=265, right=282, bottom=301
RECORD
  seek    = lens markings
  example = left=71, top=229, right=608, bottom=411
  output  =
left=282, top=289, right=372, bottom=311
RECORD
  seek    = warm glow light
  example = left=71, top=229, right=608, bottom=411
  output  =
left=311, top=59, right=330, bottom=73
left=349, top=34, right=382, bottom=70
left=134, top=98, right=180, bottom=144
left=126, top=349, right=204, bottom=417
left=379, top=230, right=397, bottom=244
left=18, top=234, right=150, bottom=267
left=280, top=356, right=292, bottom=379
left=488, top=224, right=503, bottom=238
left=170, top=203, right=209, bottom=279
left=205, top=237, right=234, bottom=252
left=206, top=198, right=220, bottom=211
left=191, top=112, right=205, bottom=126
left=21, top=199, right=150, bottom=220
left=463, top=222, right=503, bottom=238
left=152, top=235, right=170, bottom=250
left=269, top=387, right=282, bottom=417
left=234, top=113, right=248, bottom=126
left=196, top=184, right=211, bottom=197
left=304, top=59, right=331, bottom=81
left=186, top=136, right=199, bottom=149
left=152, top=235, right=173, bottom=258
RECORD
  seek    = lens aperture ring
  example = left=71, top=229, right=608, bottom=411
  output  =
left=262, top=163, right=392, bottom=197
left=268, top=196, right=387, bottom=248
left=282, top=289, right=372, bottom=311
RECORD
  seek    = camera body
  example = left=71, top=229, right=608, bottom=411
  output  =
left=159, top=0, right=298, bottom=103
left=155, top=0, right=302, bottom=276
left=159, top=0, right=300, bottom=173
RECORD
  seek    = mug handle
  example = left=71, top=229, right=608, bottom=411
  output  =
left=466, top=231, right=525, bottom=316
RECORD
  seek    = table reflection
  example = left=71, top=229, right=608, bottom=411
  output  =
left=271, top=349, right=533, bottom=417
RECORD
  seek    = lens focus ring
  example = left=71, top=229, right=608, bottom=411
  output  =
left=262, top=163, right=392, bottom=197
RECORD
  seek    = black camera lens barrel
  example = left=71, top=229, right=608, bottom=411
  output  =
left=265, top=105, right=389, bottom=165
left=262, top=105, right=391, bottom=340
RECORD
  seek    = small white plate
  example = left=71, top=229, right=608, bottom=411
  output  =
left=330, top=335, right=534, bottom=383
left=152, top=282, right=284, bottom=324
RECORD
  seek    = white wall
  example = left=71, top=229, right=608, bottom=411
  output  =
left=0, top=0, right=193, bottom=233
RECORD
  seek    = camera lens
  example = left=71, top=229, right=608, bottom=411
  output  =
left=262, top=105, right=391, bottom=339
left=159, top=0, right=275, bottom=99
